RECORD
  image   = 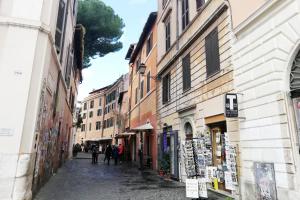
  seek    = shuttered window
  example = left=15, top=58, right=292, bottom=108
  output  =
left=162, top=73, right=171, bottom=104
left=55, top=0, right=66, bottom=52
left=205, top=28, right=220, bottom=77
left=196, top=0, right=205, bottom=10
left=136, top=57, right=141, bottom=73
left=146, top=33, right=153, bottom=55
left=140, top=80, right=144, bottom=99
left=182, top=53, right=191, bottom=91
left=147, top=72, right=151, bottom=93
left=182, top=0, right=189, bottom=30
left=165, top=16, right=171, bottom=51
left=135, top=87, right=138, bottom=104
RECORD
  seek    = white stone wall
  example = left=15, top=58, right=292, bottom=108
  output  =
left=232, top=0, right=300, bottom=199
left=0, top=0, right=78, bottom=199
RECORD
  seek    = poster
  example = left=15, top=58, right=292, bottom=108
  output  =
left=254, top=162, right=277, bottom=200
left=186, top=179, right=199, bottom=198
left=183, top=141, right=196, bottom=177
left=206, top=166, right=217, bottom=182
left=199, top=178, right=208, bottom=198
left=225, top=171, right=235, bottom=190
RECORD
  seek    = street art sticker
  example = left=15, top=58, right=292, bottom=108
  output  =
left=254, top=162, right=277, bottom=200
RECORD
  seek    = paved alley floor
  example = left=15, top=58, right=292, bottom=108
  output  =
left=34, top=153, right=227, bottom=200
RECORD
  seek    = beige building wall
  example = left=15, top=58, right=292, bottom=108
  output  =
left=156, top=0, right=238, bottom=197
left=76, top=91, right=105, bottom=143
left=229, top=0, right=269, bottom=29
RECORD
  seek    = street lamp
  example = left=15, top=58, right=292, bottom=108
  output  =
left=138, top=63, right=160, bottom=81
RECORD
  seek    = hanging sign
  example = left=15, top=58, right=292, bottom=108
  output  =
left=225, top=93, right=238, bottom=118
left=186, top=179, right=199, bottom=198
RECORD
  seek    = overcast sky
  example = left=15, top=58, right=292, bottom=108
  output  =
left=77, top=0, right=157, bottom=100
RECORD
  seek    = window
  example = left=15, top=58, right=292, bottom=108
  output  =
left=136, top=57, right=141, bottom=73
left=90, top=100, right=94, bottom=109
left=146, top=33, right=153, bottom=55
left=196, top=0, right=205, bottom=10
left=55, top=0, right=66, bottom=52
left=89, top=123, right=92, bottom=131
left=205, top=28, right=220, bottom=77
left=111, top=103, right=114, bottom=110
left=64, top=45, right=73, bottom=87
left=96, top=121, right=101, bottom=130
left=182, top=0, right=189, bottom=30
left=83, top=102, right=87, bottom=110
left=182, top=53, right=191, bottom=91
left=165, top=16, right=171, bottom=51
left=81, top=124, right=85, bottom=132
left=140, top=80, right=144, bottom=99
left=107, top=105, right=110, bottom=113
left=89, top=111, right=93, bottom=118
left=162, top=0, right=168, bottom=8
left=103, top=120, right=106, bottom=129
left=147, top=72, right=151, bottom=93
left=82, top=113, right=86, bottom=119
left=97, top=109, right=102, bottom=116
left=99, top=98, right=102, bottom=106
left=135, top=87, right=138, bottom=104
left=162, top=73, right=171, bottom=104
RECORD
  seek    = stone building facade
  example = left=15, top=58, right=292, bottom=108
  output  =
left=156, top=0, right=238, bottom=197
left=0, top=0, right=83, bottom=199
left=126, top=12, right=158, bottom=169
left=229, top=0, right=300, bottom=199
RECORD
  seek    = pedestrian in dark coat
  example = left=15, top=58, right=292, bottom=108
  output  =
left=92, top=146, right=97, bottom=164
left=104, top=145, right=112, bottom=165
left=112, top=145, right=119, bottom=165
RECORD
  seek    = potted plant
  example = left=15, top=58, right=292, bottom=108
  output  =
left=159, top=152, right=170, bottom=177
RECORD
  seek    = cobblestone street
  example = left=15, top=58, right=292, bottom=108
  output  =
left=34, top=153, right=227, bottom=200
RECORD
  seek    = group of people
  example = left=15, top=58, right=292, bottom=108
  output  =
left=104, top=144, right=124, bottom=165
left=91, top=143, right=124, bottom=165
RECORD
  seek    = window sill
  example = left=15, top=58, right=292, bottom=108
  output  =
left=205, top=70, right=222, bottom=83
left=182, top=87, right=191, bottom=94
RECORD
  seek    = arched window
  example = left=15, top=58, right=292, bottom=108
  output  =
left=290, top=51, right=300, bottom=97
left=184, top=122, right=193, bottom=140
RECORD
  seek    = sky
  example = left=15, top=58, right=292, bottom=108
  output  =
left=77, top=0, right=157, bottom=101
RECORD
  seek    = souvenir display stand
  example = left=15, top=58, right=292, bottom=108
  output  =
left=184, top=132, right=238, bottom=199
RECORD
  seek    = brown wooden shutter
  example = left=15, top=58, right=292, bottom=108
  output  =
left=55, top=0, right=66, bottom=51
left=182, top=53, right=191, bottom=91
left=205, top=27, right=220, bottom=77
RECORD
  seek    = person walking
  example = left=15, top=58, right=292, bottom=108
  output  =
left=118, top=144, right=124, bottom=164
left=112, top=145, right=119, bottom=165
left=92, top=145, right=97, bottom=164
left=104, top=144, right=112, bottom=165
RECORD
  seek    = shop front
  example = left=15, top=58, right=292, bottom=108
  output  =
left=182, top=114, right=238, bottom=198
left=159, top=127, right=179, bottom=180
left=115, top=132, right=136, bottom=161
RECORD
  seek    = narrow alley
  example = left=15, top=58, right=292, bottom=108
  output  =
left=34, top=153, right=226, bottom=200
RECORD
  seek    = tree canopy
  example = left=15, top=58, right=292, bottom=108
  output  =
left=77, top=0, right=125, bottom=68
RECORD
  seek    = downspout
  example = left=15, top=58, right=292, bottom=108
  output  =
left=128, top=64, right=134, bottom=129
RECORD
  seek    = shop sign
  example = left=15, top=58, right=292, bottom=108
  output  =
left=225, top=93, right=238, bottom=118
left=186, top=179, right=199, bottom=198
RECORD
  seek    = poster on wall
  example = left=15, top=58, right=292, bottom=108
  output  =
left=254, top=162, right=277, bottom=200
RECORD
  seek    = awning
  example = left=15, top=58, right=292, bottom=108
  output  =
left=97, top=137, right=113, bottom=141
left=83, top=137, right=112, bottom=142
left=131, top=123, right=153, bottom=131
left=115, top=132, right=136, bottom=138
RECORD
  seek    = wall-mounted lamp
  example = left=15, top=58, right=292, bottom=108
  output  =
left=138, top=63, right=160, bottom=81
